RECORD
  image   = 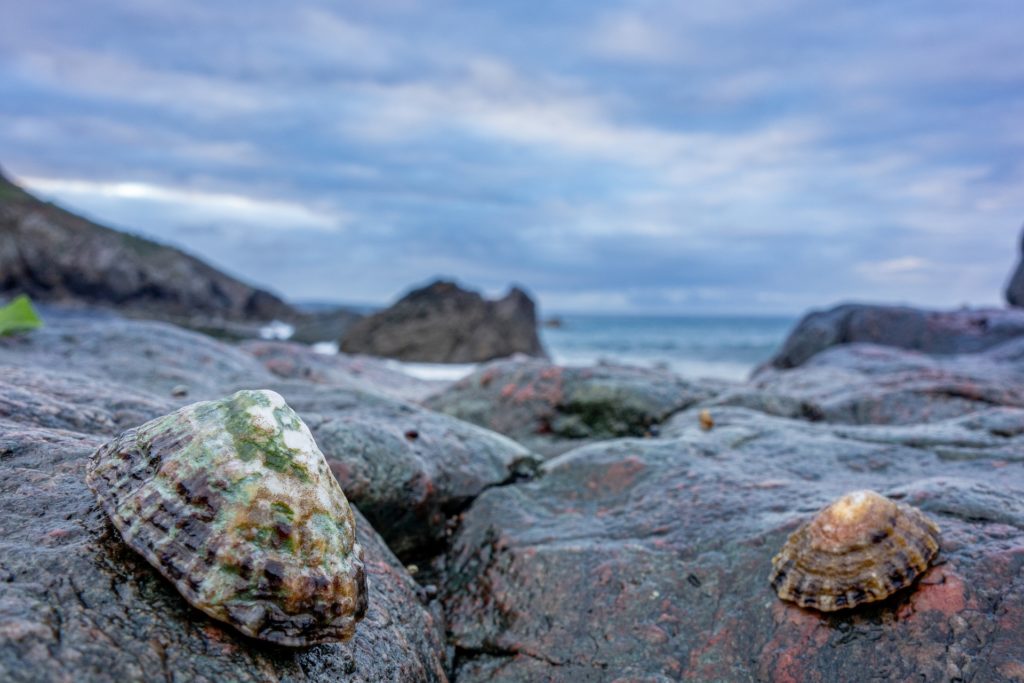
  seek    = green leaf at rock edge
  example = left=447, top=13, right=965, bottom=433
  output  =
left=0, top=295, right=43, bottom=336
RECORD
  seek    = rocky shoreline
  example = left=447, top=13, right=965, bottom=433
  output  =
left=2, top=301, right=1023, bottom=682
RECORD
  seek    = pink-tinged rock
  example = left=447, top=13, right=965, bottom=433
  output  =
left=446, top=407, right=1024, bottom=681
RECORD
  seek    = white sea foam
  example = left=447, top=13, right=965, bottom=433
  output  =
left=385, top=361, right=477, bottom=382
left=259, top=320, right=295, bottom=340
left=312, top=341, right=339, bottom=355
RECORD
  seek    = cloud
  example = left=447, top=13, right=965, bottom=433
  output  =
left=338, top=55, right=827, bottom=187
left=0, top=113, right=266, bottom=167
left=855, top=257, right=932, bottom=283
left=11, top=49, right=276, bottom=116
left=18, top=176, right=348, bottom=234
left=1, top=0, right=1022, bottom=312
left=587, top=13, right=679, bottom=63
left=298, top=8, right=396, bottom=70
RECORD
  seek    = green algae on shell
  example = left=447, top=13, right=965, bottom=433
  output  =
left=769, top=490, right=940, bottom=611
left=86, top=389, right=367, bottom=646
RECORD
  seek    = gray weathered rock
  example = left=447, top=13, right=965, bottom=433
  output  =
left=1, top=315, right=536, bottom=563
left=12, top=252, right=1024, bottom=682
left=0, top=364, right=175, bottom=434
left=733, top=342, right=1024, bottom=425
left=765, top=303, right=1024, bottom=369
left=340, top=280, right=546, bottom=363
left=0, top=314, right=276, bottom=400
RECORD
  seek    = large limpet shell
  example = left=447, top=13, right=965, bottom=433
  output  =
left=86, top=389, right=367, bottom=646
left=769, top=490, right=940, bottom=611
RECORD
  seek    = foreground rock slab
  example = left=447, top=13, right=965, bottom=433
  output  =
left=0, top=422, right=448, bottom=682
left=426, top=358, right=723, bottom=456
left=444, top=407, right=1024, bottom=681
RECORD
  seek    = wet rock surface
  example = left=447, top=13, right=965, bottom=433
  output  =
left=0, top=313, right=538, bottom=680
left=766, top=303, right=1024, bottom=369
left=0, top=314, right=276, bottom=400
left=0, top=364, right=175, bottom=434
left=425, top=357, right=723, bottom=457
left=445, top=406, right=1024, bottom=681
left=0, top=421, right=448, bottom=682
left=340, top=280, right=546, bottom=363
left=6, top=301, right=1024, bottom=681
left=0, top=314, right=534, bottom=565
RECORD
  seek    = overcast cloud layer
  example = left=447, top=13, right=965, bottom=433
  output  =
left=1, top=0, right=1021, bottom=313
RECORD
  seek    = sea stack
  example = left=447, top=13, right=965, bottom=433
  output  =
left=340, top=279, right=547, bottom=363
left=1006, top=225, right=1024, bottom=307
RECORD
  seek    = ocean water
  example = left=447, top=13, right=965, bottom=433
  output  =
left=287, top=303, right=798, bottom=381
left=386, top=314, right=797, bottom=383
left=541, top=314, right=797, bottom=381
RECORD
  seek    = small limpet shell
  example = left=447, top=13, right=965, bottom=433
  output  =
left=769, top=490, right=939, bottom=611
left=86, top=389, right=367, bottom=646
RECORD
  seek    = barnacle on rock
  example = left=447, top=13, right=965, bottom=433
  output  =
left=769, top=490, right=939, bottom=611
left=86, top=389, right=367, bottom=646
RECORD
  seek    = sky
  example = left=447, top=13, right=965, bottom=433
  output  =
left=1, top=0, right=1022, bottom=314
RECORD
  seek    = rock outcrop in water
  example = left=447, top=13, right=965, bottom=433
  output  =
left=1006, top=225, right=1024, bottom=307
left=764, top=302, right=1024, bottom=369
left=340, top=280, right=546, bottom=363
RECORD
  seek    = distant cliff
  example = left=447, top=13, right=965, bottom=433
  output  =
left=0, top=168, right=296, bottom=328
